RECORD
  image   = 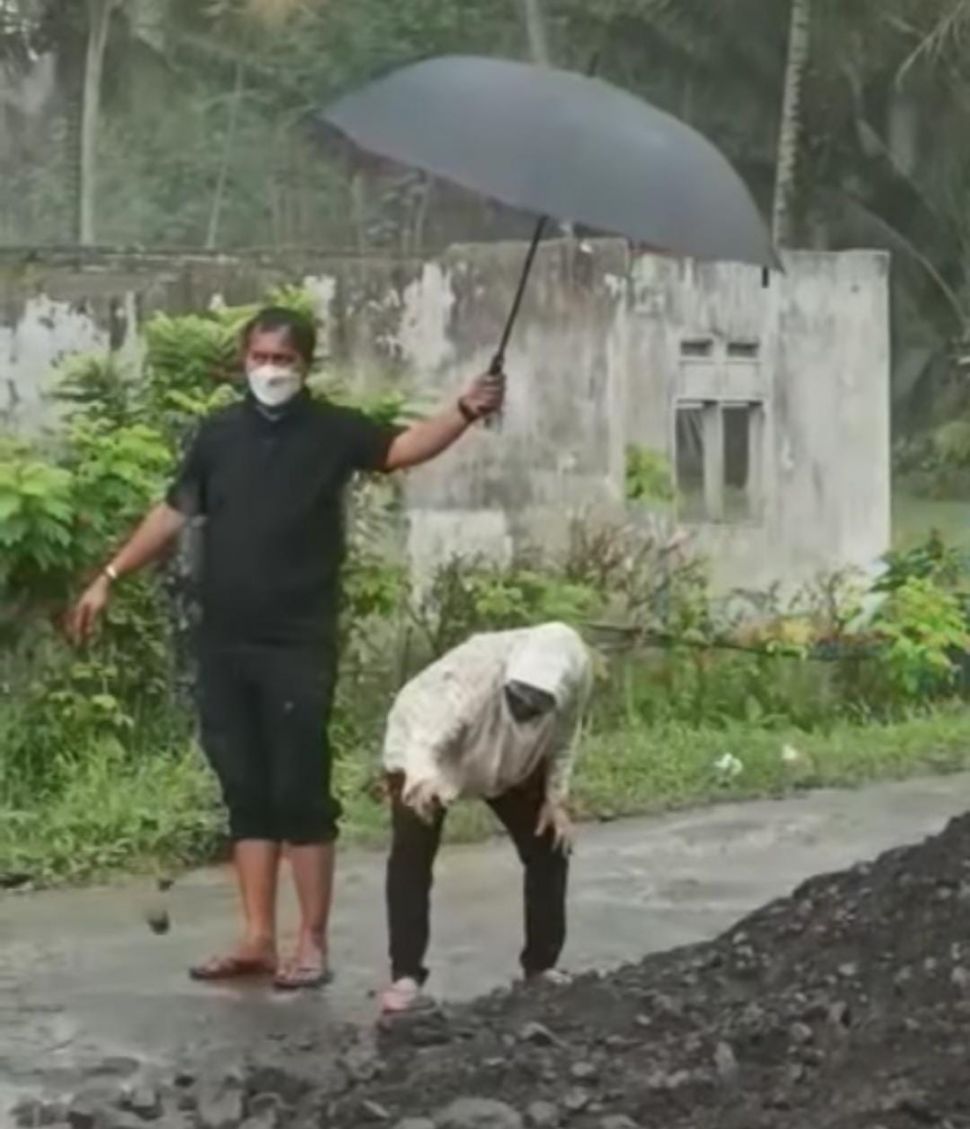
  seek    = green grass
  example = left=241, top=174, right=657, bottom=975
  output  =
left=893, top=493, right=970, bottom=551
left=570, top=706, right=970, bottom=817
left=6, top=707, right=970, bottom=886
left=0, top=743, right=222, bottom=886
left=4, top=487, right=968, bottom=887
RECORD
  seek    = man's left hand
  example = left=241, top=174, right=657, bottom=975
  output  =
left=461, top=369, right=506, bottom=420
left=536, top=799, right=574, bottom=854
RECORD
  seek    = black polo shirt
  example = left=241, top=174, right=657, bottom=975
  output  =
left=166, top=392, right=399, bottom=647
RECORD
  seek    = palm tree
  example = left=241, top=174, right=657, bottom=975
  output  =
left=771, top=0, right=811, bottom=246
left=898, top=0, right=970, bottom=76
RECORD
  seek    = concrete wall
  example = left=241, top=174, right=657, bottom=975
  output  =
left=627, top=252, right=891, bottom=591
left=0, top=243, right=890, bottom=592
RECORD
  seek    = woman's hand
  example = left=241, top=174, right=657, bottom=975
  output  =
left=536, top=798, right=574, bottom=854
left=403, top=779, right=445, bottom=825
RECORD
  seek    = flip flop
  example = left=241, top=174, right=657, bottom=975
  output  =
left=272, top=964, right=334, bottom=992
left=188, top=954, right=277, bottom=982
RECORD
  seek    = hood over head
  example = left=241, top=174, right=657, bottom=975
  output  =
left=503, top=622, right=588, bottom=707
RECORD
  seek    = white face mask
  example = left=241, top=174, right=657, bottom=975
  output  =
left=247, top=363, right=302, bottom=408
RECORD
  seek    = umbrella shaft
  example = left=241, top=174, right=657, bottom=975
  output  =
left=491, top=214, right=548, bottom=374
left=489, top=41, right=592, bottom=383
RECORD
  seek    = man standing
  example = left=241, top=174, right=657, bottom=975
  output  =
left=68, top=306, right=504, bottom=990
left=379, top=621, right=592, bottom=1013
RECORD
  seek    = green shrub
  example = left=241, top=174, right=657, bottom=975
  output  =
left=625, top=445, right=674, bottom=503
left=0, top=288, right=414, bottom=844
left=873, top=576, right=970, bottom=698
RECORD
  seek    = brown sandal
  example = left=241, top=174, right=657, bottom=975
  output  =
left=189, top=953, right=276, bottom=982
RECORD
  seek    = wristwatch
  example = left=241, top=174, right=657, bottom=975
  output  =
left=102, top=563, right=120, bottom=584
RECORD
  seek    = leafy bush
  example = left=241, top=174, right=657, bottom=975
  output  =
left=874, top=576, right=970, bottom=698
left=894, top=423, right=970, bottom=499
left=410, top=557, right=603, bottom=660
left=877, top=532, right=968, bottom=595
left=0, top=454, right=75, bottom=611
left=625, top=445, right=674, bottom=504
left=0, top=287, right=414, bottom=864
left=56, top=353, right=138, bottom=427
left=933, top=420, right=970, bottom=468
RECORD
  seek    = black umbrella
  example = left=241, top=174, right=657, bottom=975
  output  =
left=322, top=55, right=776, bottom=374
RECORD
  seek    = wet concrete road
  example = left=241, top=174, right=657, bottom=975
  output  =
left=2, top=774, right=969, bottom=1101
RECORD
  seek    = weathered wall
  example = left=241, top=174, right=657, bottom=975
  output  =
left=0, top=244, right=628, bottom=576
left=0, top=243, right=890, bottom=592
left=627, top=251, right=891, bottom=591
left=393, top=241, right=628, bottom=574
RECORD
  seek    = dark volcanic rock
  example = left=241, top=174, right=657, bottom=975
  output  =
left=315, top=813, right=970, bottom=1129
left=436, top=1098, right=523, bottom=1129
left=16, top=811, right=970, bottom=1129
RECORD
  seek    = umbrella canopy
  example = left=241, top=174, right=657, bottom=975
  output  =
left=322, top=55, right=776, bottom=270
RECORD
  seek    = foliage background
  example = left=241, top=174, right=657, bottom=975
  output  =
left=4, top=294, right=970, bottom=885
left=6, top=2, right=970, bottom=882
left=3, top=0, right=970, bottom=449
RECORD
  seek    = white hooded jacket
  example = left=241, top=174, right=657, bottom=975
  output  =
left=382, top=622, right=592, bottom=810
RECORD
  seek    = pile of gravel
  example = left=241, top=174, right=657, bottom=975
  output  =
left=13, top=812, right=970, bottom=1128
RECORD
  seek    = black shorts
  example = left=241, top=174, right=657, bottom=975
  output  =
left=197, top=641, right=342, bottom=844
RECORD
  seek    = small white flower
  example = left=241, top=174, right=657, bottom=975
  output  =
left=781, top=744, right=803, bottom=766
left=714, top=753, right=744, bottom=779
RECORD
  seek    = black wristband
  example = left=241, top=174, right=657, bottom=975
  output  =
left=457, top=397, right=479, bottom=424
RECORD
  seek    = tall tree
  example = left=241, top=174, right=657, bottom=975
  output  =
left=15, top=0, right=130, bottom=242
left=80, top=0, right=122, bottom=243
left=520, top=0, right=550, bottom=65
left=771, top=0, right=811, bottom=245
left=205, top=59, right=245, bottom=248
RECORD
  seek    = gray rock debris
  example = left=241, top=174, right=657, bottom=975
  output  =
left=436, top=1097, right=524, bottom=1129
left=599, top=1117, right=641, bottom=1129
left=196, top=1079, right=245, bottom=1129
left=525, top=1101, right=559, bottom=1128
